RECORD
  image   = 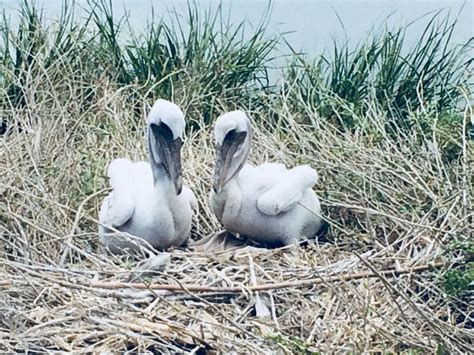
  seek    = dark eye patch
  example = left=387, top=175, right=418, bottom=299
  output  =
left=224, top=129, right=237, bottom=142
left=224, top=129, right=247, bottom=146
left=150, top=121, right=173, bottom=142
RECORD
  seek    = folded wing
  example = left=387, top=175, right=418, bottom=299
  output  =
left=257, top=165, right=318, bottom=216
left=182, top=185, right=198, bottom=211
left=99, top=159, right=135, bottom=229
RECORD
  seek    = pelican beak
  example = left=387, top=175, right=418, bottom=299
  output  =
left=150, top=122, right=183, bottom=195
left=213, top=130, right=247, bottom=193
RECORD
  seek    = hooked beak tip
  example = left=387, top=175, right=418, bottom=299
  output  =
left=212, top=175, right=222, bottom=194
left=175, top=176, right=183, bottom=195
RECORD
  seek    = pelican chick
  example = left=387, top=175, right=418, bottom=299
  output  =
left=210, top=110, right=323, bottom=247
left=99, top=99, right=196, bottom=253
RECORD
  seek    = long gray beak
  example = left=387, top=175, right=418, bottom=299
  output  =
left=213, top=130, right=247, bottom=193
left=150, top=122, right=183, bottom=194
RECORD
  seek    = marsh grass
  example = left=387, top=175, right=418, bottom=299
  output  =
left=285, top=13, right=473, bottom=133
left=0, top=1, right=473, bottom=353
left=1, top=0, right=276, bottom=128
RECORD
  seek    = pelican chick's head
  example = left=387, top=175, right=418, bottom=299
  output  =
left=147, top=99, right=185, bottom=194
left=213, top=110, right=252, bottom=193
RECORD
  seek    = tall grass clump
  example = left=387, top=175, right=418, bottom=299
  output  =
left=0, top=1, right=95, bottom=111
left=0, top=0, right=276, bottom=131
left=82, top=0, right=276, bottom=123
left=284, top=14, right=473, bottom=134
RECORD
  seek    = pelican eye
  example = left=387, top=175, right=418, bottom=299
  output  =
left=223, top=129, right=237, bottom=143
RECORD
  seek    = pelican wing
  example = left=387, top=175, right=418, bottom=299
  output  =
left=99, top=191, right=135, bottom=228
left=257, top=165, right=318, bottom=216
left=182, top=185, right=198, bottom=211
left=99, top=159, right=136, bottom=228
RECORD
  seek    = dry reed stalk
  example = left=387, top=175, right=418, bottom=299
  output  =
left=0, top=260, right=451, bottom=292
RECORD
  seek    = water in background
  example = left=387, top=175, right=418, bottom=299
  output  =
left=1, top=0, right=472, bottom=56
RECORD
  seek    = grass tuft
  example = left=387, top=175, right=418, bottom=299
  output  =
left=284, top=13, right=473, bottom=134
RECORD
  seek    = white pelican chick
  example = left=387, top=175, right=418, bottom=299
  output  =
left=99, top=99, right=196, bottom=252
left=210, top=110, right=323, bottom=247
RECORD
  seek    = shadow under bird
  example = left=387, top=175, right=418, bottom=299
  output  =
left=99, top=99, right=196, bottom=252
left=210, top=110, right=323, bottom=247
